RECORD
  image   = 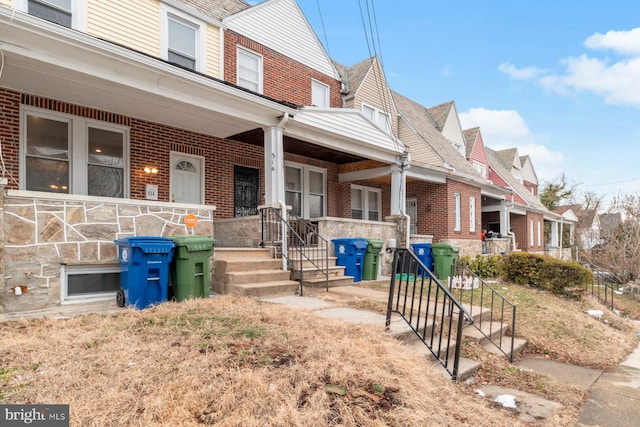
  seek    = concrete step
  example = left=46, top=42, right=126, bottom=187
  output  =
left=301, top=275, right=354, bottom=289
left=462, top=321, right=511, bottom=347
left=387, top=314, right=438, bottom=343
left=291, top=266, right=346, bottom=281
left=217, top=258, right=282, bottom=272
left=228, top=280, right=300, bottom=297
left=484, top=337, right=528, bottom=359
left=226, top=269, right=292, bottom=285
left=214, top=247, right=273, bottom=260
left=405, top=338, right=480, bottom=381
left=287, top=256, right=338, bottom=270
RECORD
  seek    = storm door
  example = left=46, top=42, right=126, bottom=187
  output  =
left=234, top=166, right=259, bottom=217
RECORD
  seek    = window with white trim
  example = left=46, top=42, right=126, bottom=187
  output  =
left=469, top=196, right=476, bottom=232
left=406, top=198, right=418, bottom=234
left=161, top=4, right=206, bottom=72
left=63, top=265, right=121, bottom=301
left=530, top=219, right=535, bottom=246
left=537, top=220, right=542, bottom=246
left=237, top=47, right=263, bottom=93
left=351, top=185, right=382, bottom=221
left=453, top=193, right=461, bottom=231
left=17, top=0, right=86, bottom=30
left=361, top=102, right=391, bottom=134
left=472, top=161, right=487, bottom=179
left=21, top=107, right=129, bottom=197
left=285, top=163, right=326, bottom=219
left=311, top=80, right=330, bottom=108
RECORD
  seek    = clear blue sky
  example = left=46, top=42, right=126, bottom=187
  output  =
left=251, top=0, right=640, bottom=209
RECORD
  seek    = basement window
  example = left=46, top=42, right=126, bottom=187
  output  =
left=62, top=265, right=121, bottom=302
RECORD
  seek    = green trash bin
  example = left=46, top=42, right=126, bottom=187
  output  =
left=431, top=243, right=459, bottom=281
left=169, top=235, right=216, bottom=301
left=363, top=238, right=384, bottom=280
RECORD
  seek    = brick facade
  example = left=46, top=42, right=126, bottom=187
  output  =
left=224, top=31, right=343, bottom=108
left=407, top=179, right=481, bottom=242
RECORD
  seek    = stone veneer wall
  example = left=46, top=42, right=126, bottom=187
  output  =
left=1, top=189, right=215, bottom=313
left=317, top=217, right=399, bottom=276
left=212, top=216, right=262, bottom=248
left=439, top=238, right=483, bottom=257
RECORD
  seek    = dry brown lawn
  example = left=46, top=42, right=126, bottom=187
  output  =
left=1, top=296, right=524, bottom=427
left=2, top=280, right=638, bottom=426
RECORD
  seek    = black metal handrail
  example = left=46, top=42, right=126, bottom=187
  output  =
left=385, top=248, right=474, bottom=380
left=451, top=262, right=517, bottom=362
left=259, top=206, right=329, bottom=295
left=586, top=264, right=618, bottom=311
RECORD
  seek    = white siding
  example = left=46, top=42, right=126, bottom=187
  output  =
left=441, top=106, right=466, bottom=154
left=225, top=0, right=338, bottom=79
left=87, top=0, right=160, bottom=57
left=398, top=119, right=440, bottom=166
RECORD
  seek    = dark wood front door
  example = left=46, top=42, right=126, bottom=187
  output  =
left=234, top=166, right=259, bottom=217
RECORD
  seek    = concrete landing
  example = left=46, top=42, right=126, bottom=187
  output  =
left=516, top=358, right=602, bottom=389
left=477, top=385, right=563, bottom=423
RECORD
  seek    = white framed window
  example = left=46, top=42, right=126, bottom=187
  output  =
left=16, top=0, right=86, bottom=30
left=161, top=4, right=207, bottom=73
left=469, top=196, right=476, bottom=233
left=20, top=106, right=129, bottom=198
left=285, top=163, right=326, bottom=219
left=537, top=220, right=542, bottom=246
left=361, top=102, right=391, bottom=134
left=311, top=79, right=330, bottom=107
left=453, top=193, right=461, bottom=231
left=62, top=264, right=121, bottom=302
left=406, top=198, right=417, bottom=234
left=472, top=161, right=487, bottom=179
left=237, top=47, right=263, bottom=93
left=351, top=185, right=382, bottom=221
left=530, top=219, right=535, bottom=246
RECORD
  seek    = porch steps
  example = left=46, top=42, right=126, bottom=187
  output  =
left=287, top=248, right=355, bottom=289
left=213, top=248, right=299, bottom=297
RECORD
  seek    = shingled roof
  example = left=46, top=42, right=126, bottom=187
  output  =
left=393, top=91, right=484, bottom=178
left=333, top=57, right=377, bottom=97
left=426, top=101, right=454, bottom=132
left=178, top=0, right=251, bottom=21
left=485, top=147, right=549, bottom=212
left=463, top=127, right=480, bottom=159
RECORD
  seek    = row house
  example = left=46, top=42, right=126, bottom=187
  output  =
left=0, top=0, right=408, bottom=313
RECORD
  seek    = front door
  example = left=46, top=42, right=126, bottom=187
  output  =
left=234, top=165, right=259, bottom=216
left=170, top=152, right=203, bottom=204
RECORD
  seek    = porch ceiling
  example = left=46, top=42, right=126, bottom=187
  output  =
left=0, top=9, right=296, bottom=139
left=229, top=129, right=368, bottom=164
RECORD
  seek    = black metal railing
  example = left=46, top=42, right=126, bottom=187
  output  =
left=586, top=265, right=618, bottom=311
left=451, top=262, right=517, bottom=362
left=385, top=248, right=474, bottom=380
left=259, top=206, right=329, bottom=295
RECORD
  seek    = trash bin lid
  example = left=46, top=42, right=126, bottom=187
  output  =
left=170, top=235, right=216, bottom=252
left=365, top=238, right=384, bottom=249
left=115, top=236, right=176, bottom=254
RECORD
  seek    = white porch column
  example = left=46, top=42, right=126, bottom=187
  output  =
left=500, top=200, right=509, bottom=235
left=390, top=166, right=405, bottom=216
left=551, top=220, right=559, bottom=247
left=263, top=122, right=286, bottom=205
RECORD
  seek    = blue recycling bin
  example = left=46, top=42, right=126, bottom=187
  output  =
left=332, top=238, right=368, bottom=282
left=115, top=236, right=175, bottom=309
left=411, top=242, right=433, bottom=274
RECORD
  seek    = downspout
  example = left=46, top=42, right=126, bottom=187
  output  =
left=399, top=153, right=410, bottom=248
left=276, top=113, right=290, bottom=271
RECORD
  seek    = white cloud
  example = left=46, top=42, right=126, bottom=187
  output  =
left=584, top=28, right=640, bottom=56
left=459, top=108, right=565, bottom=180
left=498, top=63, right=547, bottom=80
left=502, top=27, right=640, bottom=108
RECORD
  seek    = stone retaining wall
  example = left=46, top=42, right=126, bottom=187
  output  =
left=1, top=189, right=215, bottom=313
left=213, top=216, right=262, bottom=248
